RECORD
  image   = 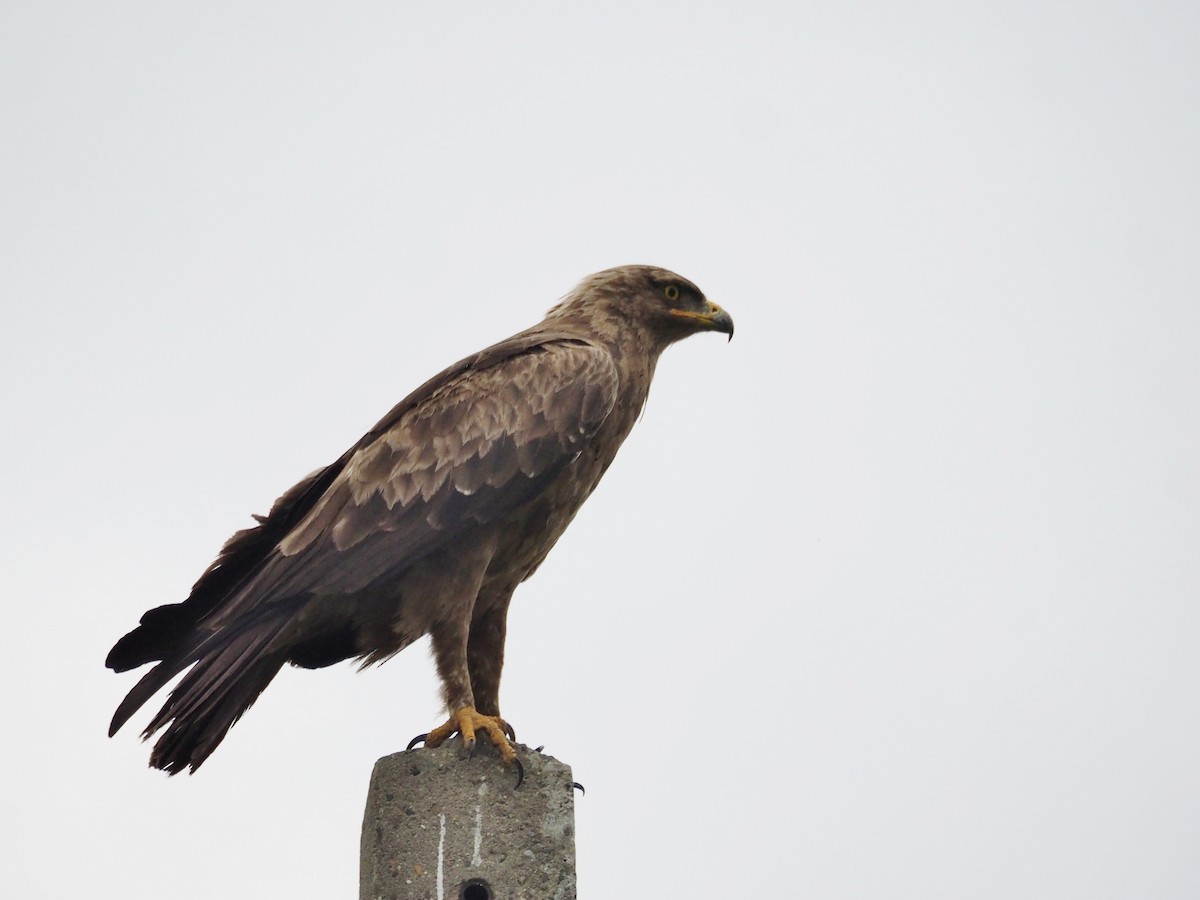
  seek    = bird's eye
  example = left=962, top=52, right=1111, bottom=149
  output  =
left=664, top=285, right=681, bottom=302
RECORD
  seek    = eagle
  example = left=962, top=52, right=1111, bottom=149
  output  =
left=107, top=265, right=733, bottom=775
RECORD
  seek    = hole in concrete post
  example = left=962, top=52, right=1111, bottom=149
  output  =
left=460, top=877, right=492, bottom=900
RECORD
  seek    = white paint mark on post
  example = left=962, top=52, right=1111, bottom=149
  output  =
left=437, top=812, right=446, bottom=900
left=472, top=782, right=488, bottom=866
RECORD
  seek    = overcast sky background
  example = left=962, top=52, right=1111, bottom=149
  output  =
left=3, top=2, right=1198, bottom=898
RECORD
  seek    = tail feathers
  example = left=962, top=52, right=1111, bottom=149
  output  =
left=106, top=603, right=194, bottom=673
left=110, top=617, right=290, bottom=774
left=108, top=654, right=194, bottom=738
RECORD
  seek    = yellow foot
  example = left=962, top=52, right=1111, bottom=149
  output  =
left=407, top=706, right=518, bottom=767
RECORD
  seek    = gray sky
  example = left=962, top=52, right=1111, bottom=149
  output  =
left=4, top=2, right=1198, bottom=897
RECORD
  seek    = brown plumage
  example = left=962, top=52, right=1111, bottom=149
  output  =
left=107, top=265, right=733, bottom=774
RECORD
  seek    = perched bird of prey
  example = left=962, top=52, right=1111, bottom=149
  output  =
left=107, top=265, right=733, bottom=775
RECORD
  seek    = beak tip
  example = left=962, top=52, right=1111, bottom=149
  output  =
left=713, top=309, right=734, bottom=341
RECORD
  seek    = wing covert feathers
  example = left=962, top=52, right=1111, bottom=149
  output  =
left=279, top=340, right=618, bottom=561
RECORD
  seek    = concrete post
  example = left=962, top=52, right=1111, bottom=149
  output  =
left=360, top=740, right=577, bottom=900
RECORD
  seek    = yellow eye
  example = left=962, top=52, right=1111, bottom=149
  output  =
left=664, top=285, right=680, bottom=302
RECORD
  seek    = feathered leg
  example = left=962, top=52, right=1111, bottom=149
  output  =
left=466, top=600, right=510, bottom=720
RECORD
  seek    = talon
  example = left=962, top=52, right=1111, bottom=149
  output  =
left=406, top=733, right=429, bottom=751
left=572, top=781, right=586, bottom=795
left=533, top=745, right=545, bottom=753
left=415, top=706, right=521, bottom=779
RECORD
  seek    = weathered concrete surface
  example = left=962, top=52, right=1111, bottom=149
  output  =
left=361, top=740, right=576, bottom=900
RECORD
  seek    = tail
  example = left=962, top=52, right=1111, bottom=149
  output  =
left=108, top=615, right=290, bottom=774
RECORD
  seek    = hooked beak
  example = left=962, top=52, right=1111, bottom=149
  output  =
left=669, top=302, right=735, bottom=341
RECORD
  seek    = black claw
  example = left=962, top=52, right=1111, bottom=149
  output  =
left=406, top=733, right=429, bottom=751
left=504, top=722, right=516, bottom=742
left=513, top=756, right=524, bottom=789
left=572, top=781, right=586, bottom=795
left=465, top=737, right=477, bottom=758
left=533, top=745, right=545, bottom=753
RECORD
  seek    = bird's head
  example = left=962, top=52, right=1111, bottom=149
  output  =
left=548, top=265, right=734, bottom=349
